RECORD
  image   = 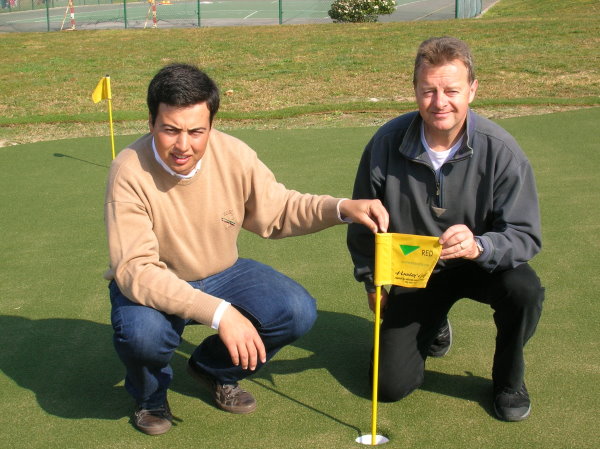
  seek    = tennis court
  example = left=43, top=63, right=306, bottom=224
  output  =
left=0, top=0, right=498, bottom=32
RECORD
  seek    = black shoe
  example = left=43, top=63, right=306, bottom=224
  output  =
left=428, top=319, right=453, bottom=357
left=133, top=400, right=172, bottom=435
left=493, top=383, right=531, bottom=422
left=187, top=360, right=257, bottom=414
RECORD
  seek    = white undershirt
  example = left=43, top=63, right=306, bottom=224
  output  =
left=152, top=138, right=202, bottom=179
left=420, top=124, right=464, bottom=174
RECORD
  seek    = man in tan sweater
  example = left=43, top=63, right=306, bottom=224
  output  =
left=105, top=63, right=389, bottom=435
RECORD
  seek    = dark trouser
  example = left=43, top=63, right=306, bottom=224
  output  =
left=376, top=262, right=544, bottom=402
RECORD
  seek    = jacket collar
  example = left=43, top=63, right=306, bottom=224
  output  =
left=399, top=109, right=476, bottom=162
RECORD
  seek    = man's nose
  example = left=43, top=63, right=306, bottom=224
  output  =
left=175, top=132, right=189, bottom=150
left=433, top=91, right=447, bottom=108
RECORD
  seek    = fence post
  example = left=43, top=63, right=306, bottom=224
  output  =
left=279, top=0, right=282, bottom=24
left=46, top=0, right=50, bottom=31
left=123, top=0, right=128, bottom=28
left=197, top=0, right=201, bottom=27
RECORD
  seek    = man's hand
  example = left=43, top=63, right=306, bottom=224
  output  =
left=217, top=306, right=266, bottom=371
left=340, top=199, right=389, bottom=234
left=367, top=287, right=389, bottom=314
left=439, top=224, right=481, bottom=260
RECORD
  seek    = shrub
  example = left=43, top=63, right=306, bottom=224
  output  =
left=328, top=0, right=397, bottom=23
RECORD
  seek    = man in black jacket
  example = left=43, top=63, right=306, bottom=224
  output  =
left=347, top=36, right=544, bottom=422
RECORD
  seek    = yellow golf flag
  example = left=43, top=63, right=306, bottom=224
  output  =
left=374, top=233, right=441, bottom=288
left=92, top=76, right=111, bottom=103
left=91, top=75, right=116, bottom=159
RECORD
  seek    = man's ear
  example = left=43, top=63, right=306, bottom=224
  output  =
left=468, top=79, right=479, bottom=104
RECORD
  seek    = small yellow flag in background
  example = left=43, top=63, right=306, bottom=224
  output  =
left=374, top=233, right=441, bottom=288
left=91, top=75, right=116, bottom=160
left=92, top=76, right=111, bottom=103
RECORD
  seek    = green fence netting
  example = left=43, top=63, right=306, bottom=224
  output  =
left=0, top=0, right=332, bottom=32
left=455, top=0, right=482, bottom=19
left=1, top=1, right=488, bottom=32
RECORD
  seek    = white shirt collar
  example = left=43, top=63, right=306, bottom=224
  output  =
left=420, top=123, right=464, bottom=172
left=152, top=137, right=202, bottom=179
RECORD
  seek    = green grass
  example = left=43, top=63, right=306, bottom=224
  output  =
left=0, top=0, right=599, bottom=144
left=0, top=0, right=599, bottom=447
left=1, top=108, right=599, bottom=449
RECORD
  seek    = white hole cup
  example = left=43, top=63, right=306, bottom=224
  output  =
left=355, top=434, right=389, bottom=445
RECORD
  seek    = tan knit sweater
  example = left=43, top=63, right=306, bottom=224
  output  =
left=104, top=130, right=342, bottom=326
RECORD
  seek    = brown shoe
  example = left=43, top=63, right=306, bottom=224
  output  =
left=133, top=400, right=173, bottom=435
left=187, top=360, right=257, bottom=414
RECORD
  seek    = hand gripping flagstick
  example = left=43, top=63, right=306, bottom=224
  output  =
left=92, top=75, right=116, bottom=160
left=357, top=233, right=441, bottom=446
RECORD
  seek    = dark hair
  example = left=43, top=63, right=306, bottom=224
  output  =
left=147, top=63, right=220, bottom=126
left=413, top=37, right=476, bottom=86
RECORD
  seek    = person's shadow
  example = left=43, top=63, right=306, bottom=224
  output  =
left=0, top=312, right=494, bottom=422
left=0, top=316, right=128, bottom=420
left=227, top=310, right=495, bottom=418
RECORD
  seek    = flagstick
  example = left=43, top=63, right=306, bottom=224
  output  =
left=105, top=76, right=116, bottom=160
left=107, top=97, right=115, bottom=160
left=370, top=284, right=382, bottom=446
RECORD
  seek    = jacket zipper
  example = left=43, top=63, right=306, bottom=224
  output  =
left=411, top=157, right=443, bottom=208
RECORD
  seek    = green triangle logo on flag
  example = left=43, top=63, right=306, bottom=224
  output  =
left=399, top=244, right=420, bottom=256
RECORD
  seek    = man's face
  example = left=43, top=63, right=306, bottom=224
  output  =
left=149, top=102, right=211, bottom=176
left=415, top=60, right=478, bottom=148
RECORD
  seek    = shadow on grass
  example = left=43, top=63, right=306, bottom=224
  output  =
left=0, top=315, right=199, bottom=421
left=53, top=152, right=109, bottom=168
left=244, top=310, right=492, bottom=409
left=252, top=311, right=373, bottom=395
left=0, top=316, right=128, bottom=420
left=249, top=379, right=363, bottom=437
left=420, top=370, right=495, bottom=418
left=0, top=312, right=493, bottom=422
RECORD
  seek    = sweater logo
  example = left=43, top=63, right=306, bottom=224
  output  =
left=221, top=210, right=237, bottom=229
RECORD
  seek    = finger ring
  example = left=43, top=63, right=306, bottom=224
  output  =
left=459, top=241, right=464, bottom=249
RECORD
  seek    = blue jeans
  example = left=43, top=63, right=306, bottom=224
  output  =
left=109, top=258, right=317, bottom=409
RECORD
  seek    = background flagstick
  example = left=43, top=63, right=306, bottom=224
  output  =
left=92, top=75, right=116, bottom=160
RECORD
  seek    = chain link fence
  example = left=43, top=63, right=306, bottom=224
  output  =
left=0, top=0, right=493, bottom=32
left=0, top=0, right=332, bottom=32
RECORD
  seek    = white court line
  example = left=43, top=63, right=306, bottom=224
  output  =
left=6, top=13, right=97, bottom=24
left=414, top=4, right=452, bottom=20
left=397, top=0, right=430, bottom=7
left=244, top=10, right=258, bottom=19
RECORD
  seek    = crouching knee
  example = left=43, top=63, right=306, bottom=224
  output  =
left=378, top=378, right=422, bottom=402
left=375, top=367, right=423, bottom=402
left=112, top=316, right=180, bottom=366
left=499, top=264, right=545, bottom=313
left=275, top=292, right=318, bottom=343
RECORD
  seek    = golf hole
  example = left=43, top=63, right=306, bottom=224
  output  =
left=356, top=434, right=389, bottom=445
